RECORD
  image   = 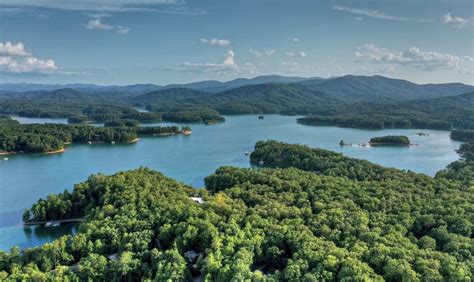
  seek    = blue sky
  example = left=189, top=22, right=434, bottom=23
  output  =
left=0, top=0, right=472, bottom=85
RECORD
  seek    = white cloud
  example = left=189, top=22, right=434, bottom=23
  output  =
left=0, top=1, right=204, bottom=15
left=286, top=51, right=306, bottom=57
left=0, top=41, right=66, bottom=74
left=443, top=13, right=471, bottom=28
left=292, top=37, right=300, bottom=42
left=355, top=43, right=473, bottom=74
left=0, top=42, right=31, bottom=56
left=333, top=5, right=427, bottom=22
left=116, top=26, right=130, bottom=34
left=86, top=19, right=114, bottom=30
left=249, top=48, right=275, bottom=57
left=355, top=17, right=364, bottom=21
left=171, top=50, right=256, bottom=75
left=200, top=38, right=230, bottom=47
left=0, top=56, right=58, bottom=73
left=85, top=19, right=129, bottom=34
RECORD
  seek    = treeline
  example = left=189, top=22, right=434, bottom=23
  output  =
left=451, top=130, right=474, bottom=142
left=297, top=114, right=452, bottom=130
left=68, top=112, right=161, bottom=124
left=0, top=123, right=136, bottom=153
left=0, top=140, right=472, bottom=280
left=369, top=135, right=410, bottom=146
left=0, top=100, right=223, bottom=125
left=0, top=119, right=187, bottom=154
left=159, top=107, right=225, bottom=124
left=436, top=142, right=474, bottom=185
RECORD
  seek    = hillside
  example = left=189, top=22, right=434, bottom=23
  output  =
left=303, top=75, right=474, bottom=101
left=150, top=83, right=339, bottom=115
left=36, top=88, right=102, bottom=102
left=2, top=141, right=472, bottom=280
left=0, top=75, right=312, bottom=94
left=133, top=88, right=210, bottom=105
left=0, top=88, right=102, bottom=102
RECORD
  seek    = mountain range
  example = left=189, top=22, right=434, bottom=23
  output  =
left=0, top=75, right=312, bottom=94
left=1, top=75, right=473, bottom=117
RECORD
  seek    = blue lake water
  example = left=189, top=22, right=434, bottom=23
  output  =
left=0, top=115, right=462, bottom=250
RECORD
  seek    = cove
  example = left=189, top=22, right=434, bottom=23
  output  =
left=0, top=115, right=462, bottom=250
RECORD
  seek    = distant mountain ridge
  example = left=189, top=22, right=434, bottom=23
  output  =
left=302, top=75, right=474, bottom=101
left=1, top=75, right=473, bottom=113
left=0, top=75, right=313, bottom=94
left=133, top=88, right=211, bottom=105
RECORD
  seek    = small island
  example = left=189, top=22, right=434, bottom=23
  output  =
left=369, top=135, right=411, bottom=146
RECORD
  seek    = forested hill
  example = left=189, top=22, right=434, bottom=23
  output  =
left=163, top=75, right=311, bottom=93
left=2, top=140, right=472, bottom=280
left=0, top=75, right=311, bottom=94
left=300, top=75, right=474, bottom=101
left=0, top=88, right=102, bottom=102
left=133, top=88, right=210, bottom=105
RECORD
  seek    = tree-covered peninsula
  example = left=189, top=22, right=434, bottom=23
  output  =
left=0, top=141, right=472, bottom=280
left=451, top=130, right=474, bottom=142
left=0, top=117, right=188, bottom=154
left=297, top=115, right=453, bottom=130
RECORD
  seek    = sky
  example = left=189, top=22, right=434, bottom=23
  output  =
left=0, top=0, right=473, bottom=85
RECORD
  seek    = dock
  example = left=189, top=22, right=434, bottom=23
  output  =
left=24, top=217, right=84, bottom=227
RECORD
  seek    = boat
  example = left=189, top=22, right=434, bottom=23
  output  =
left=245, top=151, right=249, bottom=156
left=182, top=130, right=192, bottom=136
left=2, top=157, right=8, bottom=161
left=44, top=221, right=60, bottom=228
left=258, top=115, right=264, bottom=120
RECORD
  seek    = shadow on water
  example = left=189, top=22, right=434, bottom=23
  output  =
left=16, top=224, right=79, bottom=250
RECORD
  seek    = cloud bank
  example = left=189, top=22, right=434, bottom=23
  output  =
left=355, top=43, right=473, bottom=74
left=0, top=41, right=63, bottom=74
left=171, top=50, right=257, bottom=75
left=443, top=13, right=471, bottom=28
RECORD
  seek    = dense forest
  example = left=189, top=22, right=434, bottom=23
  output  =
left=0, top=117, right=187, bottom=154
left=0, top=100, right=223, bottom=125
left=160, top=107, right=225, bottom=124
left=369, top=135, right=410, bottom=146
left=1, top=140, right=472, bottom=280
left=297, top=114, right=453, bottom=130
left=436, top=142, right=474, bottom=185
left=451, top=130, right=474, bottom=142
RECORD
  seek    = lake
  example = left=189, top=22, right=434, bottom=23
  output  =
left=0, top=115, right=462, bottom=250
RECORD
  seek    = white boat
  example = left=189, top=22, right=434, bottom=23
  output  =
left=44, top=221, right=60, bottom=228
left=2, top=157, right=8, bottom=161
